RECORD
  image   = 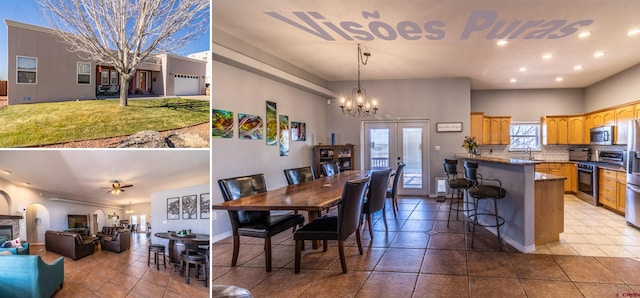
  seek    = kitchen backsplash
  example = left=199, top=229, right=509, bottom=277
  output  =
left=475, top=145, right=627, bottom=161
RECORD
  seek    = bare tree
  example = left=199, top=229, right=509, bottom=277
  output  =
left=38, top=0, right=209, bottom=106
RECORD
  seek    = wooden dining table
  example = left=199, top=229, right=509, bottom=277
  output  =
left=212, top=170, right=370, bottom=222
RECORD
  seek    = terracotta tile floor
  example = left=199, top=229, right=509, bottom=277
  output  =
left=30, top=233, right=209, bottom=297
left=213, top=195, right=640, bottom=297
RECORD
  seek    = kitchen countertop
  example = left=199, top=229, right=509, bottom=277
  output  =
left=455, top=154, right=539, bottom=166
left=534, top=172, right=567, bottom=181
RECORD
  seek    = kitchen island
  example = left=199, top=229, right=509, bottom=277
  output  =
left=455, top=155, right=565, bottom=252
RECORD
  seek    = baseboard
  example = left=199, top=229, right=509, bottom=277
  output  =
left=213, top=231, right=233, bottom=243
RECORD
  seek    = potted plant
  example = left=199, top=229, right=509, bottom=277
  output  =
left=462, top=136, right=478, bottom=156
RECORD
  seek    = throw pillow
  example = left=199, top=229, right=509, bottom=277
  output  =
left=10, top=238, right=21, bottom=248
left=0, top=241, right=11, bottom=248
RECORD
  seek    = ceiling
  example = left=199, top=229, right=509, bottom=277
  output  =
left=0, top=150, right=210, bottom=207
left=212, top=0, right=640, bottom=90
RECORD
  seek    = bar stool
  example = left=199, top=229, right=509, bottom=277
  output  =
left=442, top=159, right=473, bottom=227
left=148, top=244, right=167, bottom=270
left=180, top=239, right=208, bottom=287
left=464, top=160, right=507, bottom=251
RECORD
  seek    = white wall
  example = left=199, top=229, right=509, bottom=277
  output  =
left=585, top=63, right=640, bottom=111
left=150, top=183, right=210, bottom=245
left=212, top=60, right=330, bottom=241
left=471, top=89, right=585, bottom=120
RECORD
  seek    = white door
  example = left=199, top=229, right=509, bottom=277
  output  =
left=363, top=121, right=429, bottom=196
left=174, top=74, right=200, bottom=95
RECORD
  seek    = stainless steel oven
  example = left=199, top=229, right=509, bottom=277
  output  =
left=576, top=162, right=598, bottom=206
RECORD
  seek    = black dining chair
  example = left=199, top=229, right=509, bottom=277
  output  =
left=283, top=166, right=315, bottom=185
left=218, top=174, right=305, bottom=272
left=320, top=162, right=340, bottom=177
left=361, top=168, right=393, bottom=239
left=294, top=176, right=370, bottom=274
left=386, top=162, right=406, bottom=217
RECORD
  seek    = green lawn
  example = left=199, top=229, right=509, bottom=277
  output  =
left=0, top=98, right=210, bottom=147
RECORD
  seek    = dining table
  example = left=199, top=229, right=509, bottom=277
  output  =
left=154, top=232, right=210, bottom=267
left=212, top=170, right=372, bottom=247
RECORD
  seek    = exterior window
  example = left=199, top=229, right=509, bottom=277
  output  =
left=110, top=71, right=118, bottom=85
left=77, top=62, right=91, bottom=84
left=101, top=70, right=109, bottom=85
left=17, top=56, right=37, bottom=84
left=510, top=122, right=541, bottom=151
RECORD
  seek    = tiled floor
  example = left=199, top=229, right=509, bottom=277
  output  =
left=213, top=195, right=640, bottom=297
left=31, top=233, right=209, bottom=297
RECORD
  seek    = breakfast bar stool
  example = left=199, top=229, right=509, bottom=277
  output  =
left=464, top=160, right=507, bottom=251
left=148, top=244, right=167, bottom=270
left=442, top=159, right=473, bottom=227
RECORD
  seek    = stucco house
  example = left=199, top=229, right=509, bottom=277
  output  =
left=4, top=19, right=207, bottom=105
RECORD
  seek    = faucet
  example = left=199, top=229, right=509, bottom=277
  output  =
left=526, top=147, right=533, bottom=160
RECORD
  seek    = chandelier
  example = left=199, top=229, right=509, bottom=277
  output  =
left=125, top=201, right=134, bottom=214
left=339, top=44, right=379, bottom=117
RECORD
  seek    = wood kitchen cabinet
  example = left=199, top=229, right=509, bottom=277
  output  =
left=614, top=105, right=633, bottom=145
left=635, top=103, right=640, bottom=120
left=541, top=116, right=568, bottom=145
left=592, top=111, right=605, bottom=128
left=584, top=113, right=594, bottom=143
left=535, top=162, right=576, bottom=193
left=482, top=117, right=491, bottom=145
left=470, top=112, right=485, bottom=144
left=568, top=116, right=584, bottom=144
left=599, top=168, right=626, bottom=214
left=469, top=113, right=510, bottom=145
left=603, top=109, right=615, bottom=127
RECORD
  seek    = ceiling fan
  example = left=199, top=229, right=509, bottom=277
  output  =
left=102, top=180, right=133, bottom=195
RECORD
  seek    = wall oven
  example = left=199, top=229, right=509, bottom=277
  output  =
left=576, top=163, right=598, bottom=206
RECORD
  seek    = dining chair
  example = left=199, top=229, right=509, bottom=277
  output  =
left=283, top=166, right=315, bottom=185
left=218, top=174, right=305, bottom=272
left=386, top=162, right=406, bottom=217
left=360, top=168, right=393, bottom=239
left=320, top=162, right=340, bottom=177
left=294, top=176, right=371, bottom=274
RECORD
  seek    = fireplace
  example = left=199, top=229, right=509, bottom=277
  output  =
left=0, top=225, right=11, bottom=239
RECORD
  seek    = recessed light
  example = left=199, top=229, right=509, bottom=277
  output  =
left=574, top=65, right=583, bottom=71
left=578, top=31, right=591, bottom=38
left=594, top=51, right=605, bottom=58
left=510, top=78, right=517, bottom=83
left=496, top=40, right=508, bottom=46
left=556, top=77, right=564, bottom=82
left=1, top=170, right=11, bottom=175
left=542, top=54, right=553, bottom=60
left=519, top=67, right=527, bottom=72
left=628, top=29, right=640, bottom=36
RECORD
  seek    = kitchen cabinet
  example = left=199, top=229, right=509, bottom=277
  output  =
left=635, top=103, right=640, bottom=120
left=470, top=112, right=484, bottom=144
left=568, top=116, right=584, bottom=144
left=535, top=162, right=576, bottom=193
left=592, top=111, right=604, bottom=128
left=603, top=109, right=615, bottom=127
left=534, top=177, right=565, bottom=245
left=599, top=168, right=626, bottom=214
left=482, top=117, right=491, bottom=145
left=469, top=113, right=510, bottom=145
left=541, top=116, right=568, bottom=145
left=614, top=105, right=633, bottom=145
left=584, top=113, right=594, bottom=143
left=313, top=145, right=354, bottom=178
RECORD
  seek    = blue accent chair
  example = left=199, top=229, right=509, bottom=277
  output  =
left=0, top=255, right=64, bottom=298
left=0, top=235, right=30, bottom=255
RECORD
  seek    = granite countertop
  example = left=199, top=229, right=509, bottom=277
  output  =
left=455, top=154, right=539, bottom=166
left=597, top=164, right=626, bottom=172
left=534, top=172, right=567, bottom=181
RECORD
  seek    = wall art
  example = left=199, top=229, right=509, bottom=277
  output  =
left=238, top=113, right=263, bottom=139
left=266, top=101, right=277, bottom=145
left=182, top=195, right=197, bottom=219
left=291, top=121, right=306, bottom=141
left=279, top=115, right=289, bottom=156
left=199, top=193, right=210, bottom=219
left=167, top=197, right=180, bottom=220
left=212, top=109, right=233, bottom=138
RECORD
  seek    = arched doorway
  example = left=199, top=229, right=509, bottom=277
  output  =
left=26, top=203, right=49, bottom=245
left=92, top=209, right=106, bottom=236
left=0, top=190, right=11, bottom=214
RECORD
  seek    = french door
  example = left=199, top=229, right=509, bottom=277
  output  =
left=363, top=121, right=429, bottom=196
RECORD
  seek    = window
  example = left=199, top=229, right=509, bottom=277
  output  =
left=510, top=122, right=541, bottom=150
left=77, top=62, right=91, bottom=84
left=101, top=70, right=109, bottom=85
left=110, top=71, right=118, bottom=85
left=17, top=56, right=37, bottom=84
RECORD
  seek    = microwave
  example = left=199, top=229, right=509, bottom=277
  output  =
left=590, top=126, right=613, bottom=145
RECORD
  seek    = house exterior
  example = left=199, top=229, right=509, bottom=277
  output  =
left=5, top=19, right=207, bottom=105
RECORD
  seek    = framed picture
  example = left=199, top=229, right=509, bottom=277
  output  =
left=199, top=193, right=210, bottom=219
left=182, top=195, right=197, bottom=219
left=167, top=197, right=180, bottom=220
left=436, top=122, right=463, bottom=132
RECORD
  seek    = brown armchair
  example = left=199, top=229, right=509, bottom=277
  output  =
left=100, top=229, right=131, bottom=253
left=45, top=230, right=95, bottom=260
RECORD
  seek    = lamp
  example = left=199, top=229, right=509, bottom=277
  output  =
left=125, top=201, right=134, bottom=214
left=339, top=43, right=379, bottom=117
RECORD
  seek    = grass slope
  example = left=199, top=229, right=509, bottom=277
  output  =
left=0, top=98, right=210, bottom=147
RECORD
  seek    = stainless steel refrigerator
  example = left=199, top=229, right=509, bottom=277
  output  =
left=626, top=120, right=640, bottom=229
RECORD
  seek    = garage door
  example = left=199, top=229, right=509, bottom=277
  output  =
left=174, top=74, right=199, bottom=96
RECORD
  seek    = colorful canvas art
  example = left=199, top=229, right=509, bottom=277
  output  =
left=266, top=101, right=277, bottom=145
left=212, top=109, right=233, bottom=138
left=279, top=115, right=289, bottom=156
left=238, top=113, right=263, bottom=139
left=291, top=122, right=306, bottom=141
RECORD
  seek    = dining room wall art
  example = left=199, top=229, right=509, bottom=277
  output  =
left=212, top=109, right=234, bottom=138
left=279, top=115, right=289, bottom=156
left=182, top=195, right=198, bottom=219
left=167, top=197, right=180, bottom=220
left=199, top=193, right=210, bottom=219
left=266, top=101, right=277, bottom=145
left=291, top=121, right=306, bottom=141
left=238, top=113, right=263, bottom=140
